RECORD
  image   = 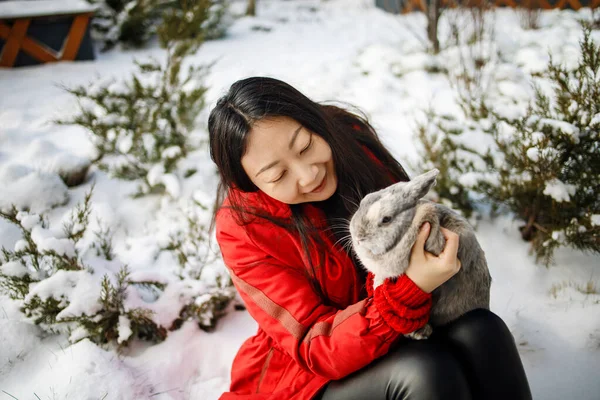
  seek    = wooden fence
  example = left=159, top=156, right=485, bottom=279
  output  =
left=376, top=0, right=600, bottom=13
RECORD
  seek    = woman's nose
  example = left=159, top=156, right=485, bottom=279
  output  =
left=297, top=164, right=319, bottom=188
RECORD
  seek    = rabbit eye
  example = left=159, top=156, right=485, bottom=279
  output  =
left=381, top=216, right=392, bottom=225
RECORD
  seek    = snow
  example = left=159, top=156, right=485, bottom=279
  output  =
left=526, top=147, right=540, bottom=162
left=162, top=173, right=182, bottom=197
left=118, top=315, right=133, bottom=344
left=16, top=211, right=41, bottom=231
left=117, top=133, right=134, bottom=153
left=5, top=337, right=155, bottom=398
left=0, top=0, right=96, bottom=19
left=24, top=269, right=103, bottom=319
left=162, top=146, right=183, bottom=159
left=0, top=1, right=599, bottom=399
left=539, top=118, right=580, bottom=142
left=146, top=166, right=182, bottom=197
left=31, top=225, right=77, bottom=258
left=0, top=261, right=28, bottom=278
left=13, top=239, right=28, bottom=252
left=23, top=139, right=91, bottom=183
left=0, top=318, right=40, bottom=375
left=0, top=164, right=69, bottom=214
left=544, top=178, right=577, bottom=203
left=68, top=326, right=90, bottom=342
left=147, top=164, right=166, bottom=186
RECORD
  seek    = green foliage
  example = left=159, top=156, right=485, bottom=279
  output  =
left=158, top=199, right=236, bottom=330
left=93, top=223, right=116, bottom=260
left=0, top=190, right=236, bottom=346
left=63, top=267, right=167, bottom=345
left=70, top=1, right=217, bottom=198
left=0, top=191, right=166, bottom=346
left=485, top=26, right=600, bottom=264
left=158, top=0, right=210, bottom=50
left=88, top=0, right=230, bottom=51
left=416, top=25, right=600, bottom=265
left=22, top=295, right=66, bottom=328
left=175, top=275, right=235, bottom=331
left=87, top=0, right=157, bottom=51
left=415, top=111, right=483, bottom=218
left=0, top=201, right=84, bottom=298
left=60, top=48, right=209, bottom=196
left=161, top=200, right=213, bottom=279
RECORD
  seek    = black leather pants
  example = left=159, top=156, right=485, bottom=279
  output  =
left=313, top=309, right=532, bottom=400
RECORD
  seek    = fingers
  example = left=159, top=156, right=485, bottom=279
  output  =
left=439, top=227, right=460, bottom=259
left=410, top=222, right=431, bottom=259
left=417, top=222, right=431, bottom=243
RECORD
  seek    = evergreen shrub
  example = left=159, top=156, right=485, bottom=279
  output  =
left=416, top=26, right=600, bottom=265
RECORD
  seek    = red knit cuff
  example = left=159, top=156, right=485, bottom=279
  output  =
left=366, top=273, right=430, bottom=306
left=366, top=272, right=375, bottom=297
left=384, top=274, right=431, bottom=308
left=372, top=275, right=432, bottom=334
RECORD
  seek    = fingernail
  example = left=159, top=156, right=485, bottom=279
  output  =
left=422, top=222, right=430, bottom=231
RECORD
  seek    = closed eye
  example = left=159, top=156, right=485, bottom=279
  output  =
left=271, top=171, right=286, bottom=183
left=300, top=134, right=313, bottom=154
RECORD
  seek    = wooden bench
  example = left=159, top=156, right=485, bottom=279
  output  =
left=0, top=0, right=96, bottom=68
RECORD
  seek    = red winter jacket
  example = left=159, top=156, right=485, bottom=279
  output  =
left=215, top=180, right=433, bottom=399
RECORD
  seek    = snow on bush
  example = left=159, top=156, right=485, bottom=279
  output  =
left=0, top=190, right=166, bottom=345
left=89, top=0, right=232, bottom=51
left=155, top=193, right=235, bottom=331
left=0, top=186, right=235, bottom=346
left=416, top=25, right=600, bottom=265
left=23, top=139, right=91, bottom=187
left=59, top=46, right=209, bottom=197
left=0, top=163, right=69, bottom=214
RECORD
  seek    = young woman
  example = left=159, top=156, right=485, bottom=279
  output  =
left=208, top=77, right=532, bottom=400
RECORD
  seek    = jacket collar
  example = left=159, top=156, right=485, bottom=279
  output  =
left=224, top=187, right=329, bottom=227
left=225, top=187, right=291, bottom=219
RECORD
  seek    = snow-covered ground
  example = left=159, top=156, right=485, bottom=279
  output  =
left=1, top=0, right=599, bottom=399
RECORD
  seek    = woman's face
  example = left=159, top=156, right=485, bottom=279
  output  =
left=241, top=116, right=338, bottom=204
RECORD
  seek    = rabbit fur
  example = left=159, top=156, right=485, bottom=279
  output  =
left=349, top=169, right=492, bottom=339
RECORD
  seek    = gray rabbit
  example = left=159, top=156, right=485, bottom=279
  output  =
left=349, top=169, right=492, bottom=339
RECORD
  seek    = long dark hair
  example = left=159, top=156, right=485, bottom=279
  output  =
left=208, top=77, right=409, bottom=300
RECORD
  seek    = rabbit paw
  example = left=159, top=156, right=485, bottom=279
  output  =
left=405, top=324, right=433, bottom=340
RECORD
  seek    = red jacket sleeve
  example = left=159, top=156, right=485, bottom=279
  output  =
left=216, top=210, right=432, bottom=380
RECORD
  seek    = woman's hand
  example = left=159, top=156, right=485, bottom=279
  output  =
left=404, top=222, right=462, bottom=293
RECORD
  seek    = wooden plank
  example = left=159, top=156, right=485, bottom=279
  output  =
left=61, top=13, right=90, bottom=61
left=553, top=0, right=583, bottom=9
left=0, top=18, right=30, bottom=67
left=20, top=36, right=58, bottom=63
left=0, top=22, right=11, bottom=39
left=495, top=0, right=519, bottom=6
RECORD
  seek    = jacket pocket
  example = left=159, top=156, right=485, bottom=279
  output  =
left=256, top=347, right=294, bottom=393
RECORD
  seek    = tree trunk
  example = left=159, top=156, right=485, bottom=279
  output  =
left=427, top=0, right=440, bottom=54
left=247, top=0, right=256, bottom=16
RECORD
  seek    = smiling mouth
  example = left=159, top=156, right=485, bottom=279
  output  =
left=309, top=174, right=327, bottom=193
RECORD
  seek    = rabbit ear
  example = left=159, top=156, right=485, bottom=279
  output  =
left=402, top=169, right=439, bottom=203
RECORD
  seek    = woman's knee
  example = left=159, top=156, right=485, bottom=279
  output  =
left=386, top=341, right=472, bottom=400
left=442, top=308, right=514, bottom=345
